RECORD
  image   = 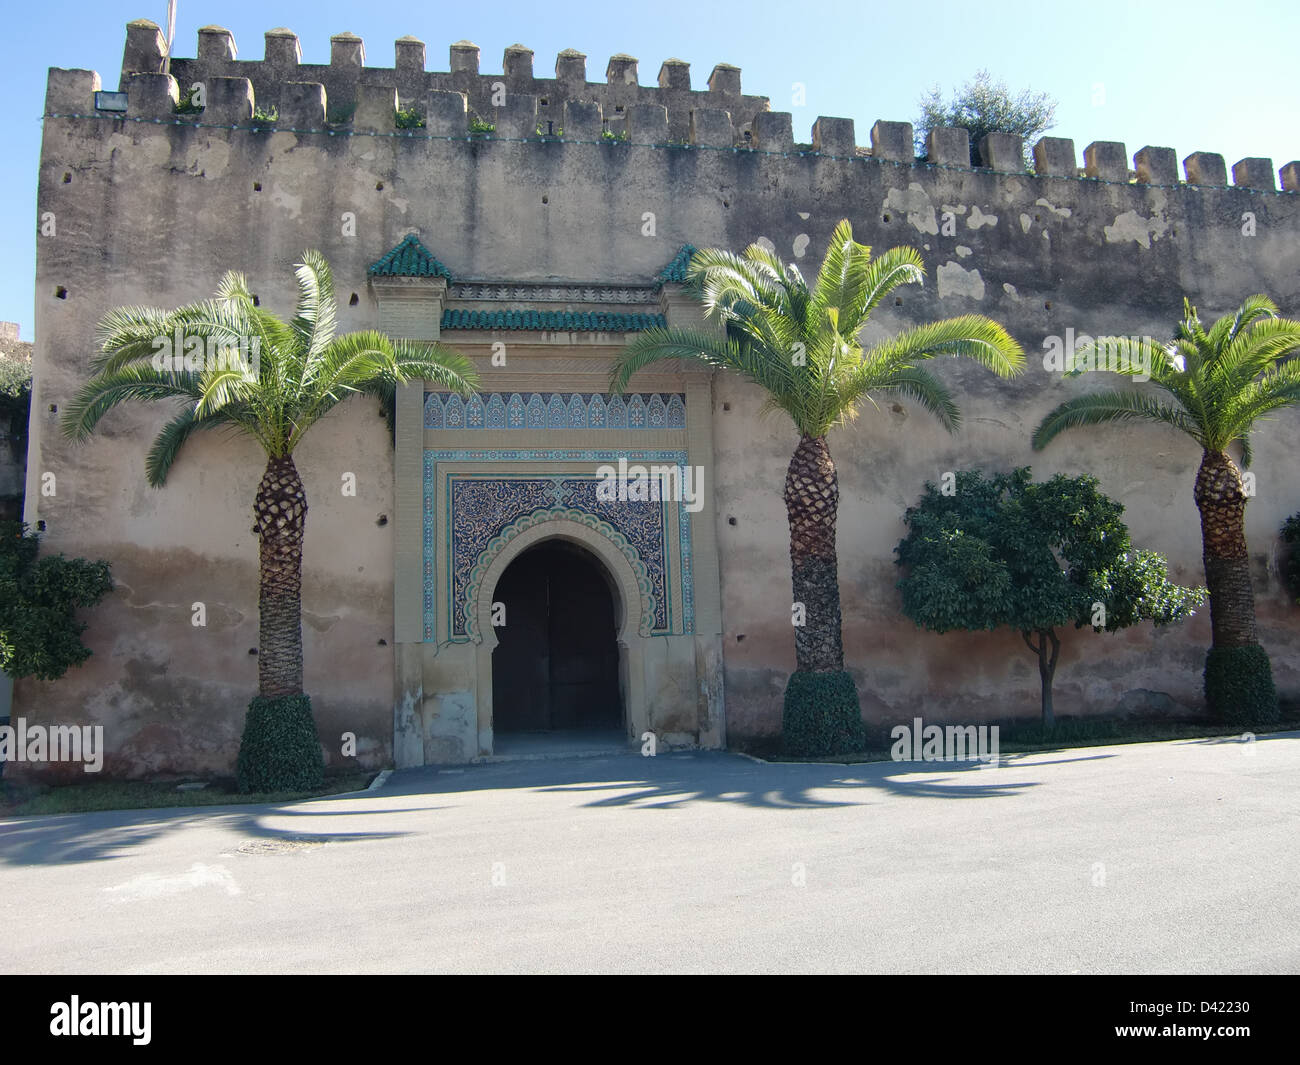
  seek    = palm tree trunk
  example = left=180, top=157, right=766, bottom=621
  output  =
left=1194, top=450, right=1257, bottom=648
left=784, top=434, right=845, bottom=672
left=253, top=455, right=308, bottom=697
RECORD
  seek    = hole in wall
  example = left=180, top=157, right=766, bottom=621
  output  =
left=895, top=297, right=902, bottom=305
left=615, top=105, right=624, bottom=113
left=62, top=172, right=71, bottom=184
left=882, top=213, right=891, bottom=223
left=540, top=97, right=549, bottom=106
left=248, top=648, right=258, bottom=655
left=722, top=402, right=731, bottom=411
left=376, top=181, right=384, bottom=191
left=253, top=182, right=262, bottom=192
left=722, top=199, right=730, bottom=208
left=1044, top=300, right=1052, bottom=311
left=349, top=293, right=359, bottom=306
left=727, top=516, right=737, bottom=526
left=542, top=195, right=549, bottom=204
left=252, top=294, right=260, bottom=306
left=378, top=638, right=388, bottom=646
left=736, top=633, right=745, bottom=642
left=376, top=514, right=388, bottom=526
left=36, top=520, right=46, bottom=531
left=55, top=286, right=67, bottom=299
left=48, top=404, right=57, bottom=413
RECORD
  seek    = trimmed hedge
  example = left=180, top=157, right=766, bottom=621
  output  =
left=782, top=670, right=866, bottom=757
left=1204, top=644, right=1279, bottom=727
left=235, top=694, right=325, bottom=793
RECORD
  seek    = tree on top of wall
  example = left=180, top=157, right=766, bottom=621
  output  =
left=895, top=468, right=1204, bottom=727
left=915, top=69, right=1058, bottom=167
left=610, top=221, right=1025, bottom=757
left=1032, top=296, right=1300, bottom=726
left=61, top=252, right=478, bottom=790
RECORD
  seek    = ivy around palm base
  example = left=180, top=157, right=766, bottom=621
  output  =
left=782, top=671, right=866, bottom=757
left=1204, top=645, right=1279, bottom=727
left=235, top=695, right=325, bottom=792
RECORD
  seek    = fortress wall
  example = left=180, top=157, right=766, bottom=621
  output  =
left=18, top=23, right=1300, bottom=772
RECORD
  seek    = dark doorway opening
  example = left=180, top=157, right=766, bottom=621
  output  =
left=492, top=540, right=622, bottom=733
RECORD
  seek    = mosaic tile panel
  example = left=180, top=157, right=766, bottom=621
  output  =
left=423, top=449, right=694, bottom=642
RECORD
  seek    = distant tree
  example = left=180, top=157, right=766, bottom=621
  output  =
left=0, top=522, right=112, bottom=682
left=915, top=70, right=1058, bottom=168
left=1281, top=513, right=1300, bottom=604
left=0, top=355, right=30, bottom=455
left=895, top=469, right=1204, bottom=727
left=0, top=356, right=31, bottom=518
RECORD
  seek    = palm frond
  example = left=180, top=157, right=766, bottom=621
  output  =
left=851, top=246, right=926, bottom=325
left=866, top=315, right=1025, bottom=377
left=387, top=339, right=480, bottom=394
left=869, top=366, right=960, bottom=433
left=1032, top=389, right=1202, bottom=451
left=611, top=327, right=762, bottom=394
left=1206, top=293, right=1278, bottom=351
left=61, top=364, right=203, bottom=441
left=143, top=406, right=233, bottom=487
left=291, top=250, right=340, bottom=375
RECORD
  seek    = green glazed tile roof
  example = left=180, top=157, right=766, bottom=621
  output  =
left=656, top=244, right=698, bottom=285
left=440, top=309, right=666, bottom=331
left=368, top=234, right=453, bottom=278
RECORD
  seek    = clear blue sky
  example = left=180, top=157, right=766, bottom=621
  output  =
left=4, top=0, right=1298, bottom=339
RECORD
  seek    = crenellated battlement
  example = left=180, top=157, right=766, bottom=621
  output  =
left=114, top=19, right=770, bottom=145
left=73, top=19, right=1297, bottom=192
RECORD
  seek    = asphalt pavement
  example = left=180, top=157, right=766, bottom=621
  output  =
left=2, top=733, right=1296, bottom=973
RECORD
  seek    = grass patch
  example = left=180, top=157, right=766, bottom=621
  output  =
left=734, top=716, right=1300, bottom=764
left=0, top=771, right=374, bottom=818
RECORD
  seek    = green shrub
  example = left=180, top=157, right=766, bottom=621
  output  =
left=175, top=85, right=204, bottom=115
left=782, top=670, right=866, bottom=757
left=395, top=105, right=425, bottom=130
left=235, top=694, right=325, bottom=793
left=1204, top=644, right=1279, bottom=726
left=326, top=103, right=356, bottom=126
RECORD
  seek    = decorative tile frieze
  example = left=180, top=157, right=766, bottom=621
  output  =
left=448, top=281, right=659, bottom=304
left=424, top=392, right=686, bottom=431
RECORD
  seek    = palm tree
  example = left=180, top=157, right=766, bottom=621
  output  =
left=62, top=250, right=478, bottom=786
left=611, top=220, right=1025, bottom=753
left=1032, top=296, right=1300, bottom=723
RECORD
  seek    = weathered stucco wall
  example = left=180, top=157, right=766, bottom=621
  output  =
left=19, top=22, right=1300, bottom=774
